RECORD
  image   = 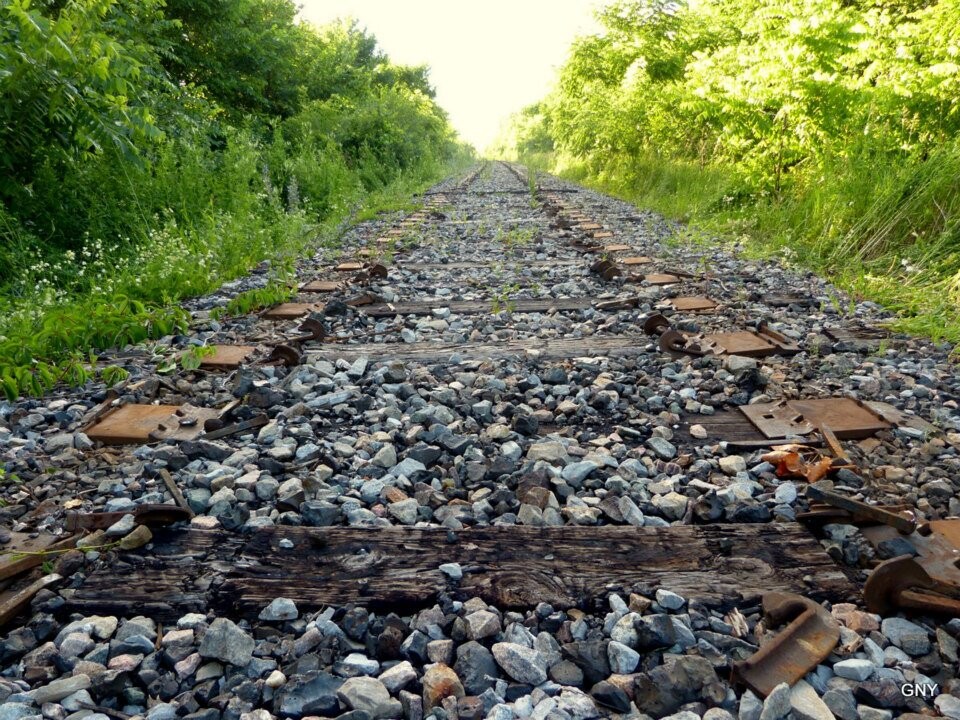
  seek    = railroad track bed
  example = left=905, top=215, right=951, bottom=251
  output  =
left=1, top=162, right=959, bottom=718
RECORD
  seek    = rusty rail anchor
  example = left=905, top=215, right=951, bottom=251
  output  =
left=731, top=592, right=839, bottom=697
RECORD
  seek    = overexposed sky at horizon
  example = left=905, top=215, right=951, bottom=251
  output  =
left=297, top=1, right=602, bottom=151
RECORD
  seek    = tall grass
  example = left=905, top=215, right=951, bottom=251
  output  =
left=0, top=131, right=471, bottom=399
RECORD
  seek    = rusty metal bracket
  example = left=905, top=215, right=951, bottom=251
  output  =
left=731, top=592, right=839, bottom=698
left=797, top=502, right=912, bottom=525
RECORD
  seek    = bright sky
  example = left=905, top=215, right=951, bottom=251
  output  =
left=297, top=1, right=602, bottom=152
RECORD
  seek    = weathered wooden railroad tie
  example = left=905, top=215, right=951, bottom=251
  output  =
left=64, top=525, right=855, bottom=623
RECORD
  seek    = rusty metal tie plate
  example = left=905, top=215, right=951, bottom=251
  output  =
left=645, top=273, right=682, bottom=285
left=576, top=222, right=603, bottom=231
left=335, top=262, right=364, bottom=272
left=670, top=296, right=718, bottom=312
left=740, top=398, right=891, bottom=440
left=300, top=280, right=341, bottom=293
left=603, top=244, right=632, bottom=252
left=84, top=404, right=215, bottom=445
left=705, top=330, right=800, bottom=357
left=261, top=303, right=315, bottom=320
left=622, top=256, right=653, bottom=265
left=590, top=230, right=614, bottom=239
left=197, top=345, right=257, bottom=370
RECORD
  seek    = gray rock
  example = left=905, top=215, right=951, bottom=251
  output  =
left=372, top=444, right=398, bottom=468
left=790, top=680, right=836, bottom=720
left=719, top=456, right=747, bottom=475
left=391, top=457, right=427, bottom=478
left=832, top=658, right=874, bottom=681
left=59, top=632, right=94, bottom=658
left=454, top=641, right=499, bottom=695
left=0, top=705, right=36, bottom=720
left=561, top=461, right=598, bottom=487
left=465, top=610, right=501, bottom=640
left=857, top=709, right=892, bottom=720
left=606, top=640, right=639, bottom=674
left=439, top=563, right=462, bottom=580
left=759, top=682, right=792, bottom=720
left=880, top=617, right=930, bottom=655
left=655, top=589, right=685, bottom=610
left=30, top=674, right=92, bottom=703
left=259, top=598, right=298, bottom=622
left=198, top=618, right=255, bottom=666
left=739, top=690, right=762, bottom=720
left=492, top=642, right=547, bottom=685
left=274, top=671, right=342, bottom=716
left=646, top=436, right=677, bottom=460
left=336, top=652, right=380, bottom=676
left=337, top=677, right=401, bottom=719
left=822, top=688, right=857, bottom=720
left=388, top=498, right=420, bottom=525
left=378, top=660, right=417, bottom=693
left=936, top=695, right=960, bottom=720
left=527, top=441, right=569, bottom=464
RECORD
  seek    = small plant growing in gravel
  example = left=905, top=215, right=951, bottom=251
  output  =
left=491, top=282, right=521, bottom=314
left=180, top=345, right=217, bottom=371
left=221, top=278, right=295, bottom=317
left=100, top=365, right=130, bottom=387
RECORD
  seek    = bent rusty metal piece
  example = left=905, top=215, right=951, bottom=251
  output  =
left=65, top=504, right=192, bottom=533
left=806, top=485, right=917, bottom=534
left=594, top=296, right=642, bottom=311
left=285, top=317, right=328, bottom=344
left=643, top=313, right=671, bottom=336
left=641, top=314, right=798, bottom=358
left=864, top=555, right=960, bottom=615
left=202, top=413, right=269, bottom=440
left=260, top=344, right=302, bottom=368
left=731, top=592, right=839, bottom=698
left=660, top=328, right=706, bottom=355
left=797, top=502, right=912, bottom=525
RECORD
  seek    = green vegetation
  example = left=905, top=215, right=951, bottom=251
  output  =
left=0, top=0, right=471, bottom=398
left=494, top=0, right=960, bottom=342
